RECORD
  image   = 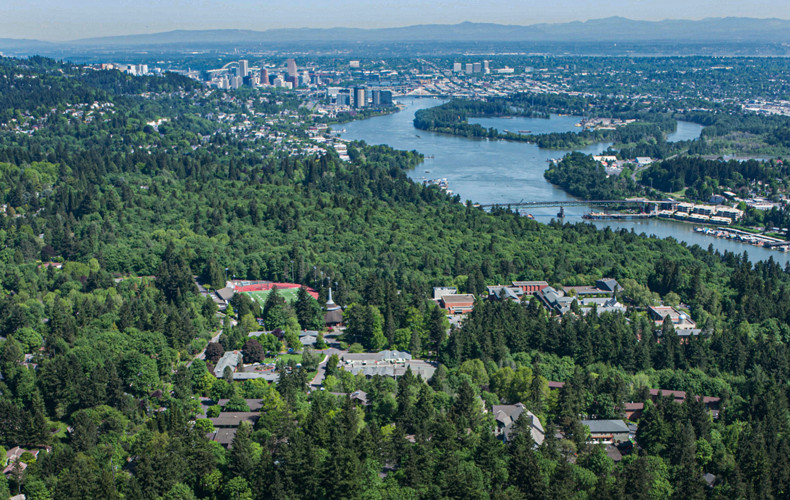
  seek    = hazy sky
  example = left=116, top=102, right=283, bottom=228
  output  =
left=2, top=0, right=788, bottom=41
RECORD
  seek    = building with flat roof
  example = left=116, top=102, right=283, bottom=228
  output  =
left=581, top=419, right=631, bottom=444
left=354, top=87, right=366, bottom=108
left=648, top=306, right=697, bottom=329
left=286, top=58, right=297, bottom=79
left=237, top=59, right=248, bottom=78
left=440, top=293, right=475, bottom=314
left=512, top=281, right=549, bottom=293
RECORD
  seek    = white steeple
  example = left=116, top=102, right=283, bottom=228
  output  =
left=326, top=288, right=340, bottom=311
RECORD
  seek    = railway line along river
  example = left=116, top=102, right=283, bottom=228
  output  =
left=339, top=97, right=787, bottom=264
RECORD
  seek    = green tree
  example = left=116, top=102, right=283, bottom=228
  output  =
left=202, top=258, right=225, bottom=289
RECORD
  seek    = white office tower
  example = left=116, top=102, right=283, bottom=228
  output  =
left=230, top=76, right=242, bottom=89
left=301, top=70, right=311, bottom=87
left=237, top=59, right=249, bottom=78
left=465, top=63, right=473, bottom=74
left=483, top=60, right=490, bottom=74
left=473, top=62, right=482, bottom=73
left=453, top=62, right=462, bottom=72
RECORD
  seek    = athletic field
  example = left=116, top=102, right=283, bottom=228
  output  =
left=243, top=287, right=304, bottom=306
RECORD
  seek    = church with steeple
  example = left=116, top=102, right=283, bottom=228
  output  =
left=324, top=288, right=343, bottom=327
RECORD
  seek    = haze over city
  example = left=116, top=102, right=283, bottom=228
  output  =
left=1, top=0, right=789, bottom=40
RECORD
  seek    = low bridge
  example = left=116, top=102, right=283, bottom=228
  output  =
left=478, top=199, right=649, bottom=209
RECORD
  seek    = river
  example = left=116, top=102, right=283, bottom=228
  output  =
left=340, top=97, right=788, bottom=264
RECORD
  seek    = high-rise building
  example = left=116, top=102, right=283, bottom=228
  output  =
left=465, top=63, right=473, bottom=74
left=371, top=89, right=393, bottom=107
left=230, top=76, right=243, bottom=89
left=287, top=58, right=297, bottom=79
left=260, top=68, right=270, bottom=85
left=453, top=62, right=462, bottom=72
left=237, top=60, right=249, bottom=78
left=354, top=87, right=366, bottom=108
left=473, top=62, right=482, bottom=73
left=483, top=60, right=490, bottom=74
left=336, top=90, right=351, bottom=106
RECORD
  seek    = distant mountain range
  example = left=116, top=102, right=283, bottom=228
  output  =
left=3, top=17, right=790, bottom=51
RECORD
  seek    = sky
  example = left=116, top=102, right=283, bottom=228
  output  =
left=2, top=0, right=789, bottom=41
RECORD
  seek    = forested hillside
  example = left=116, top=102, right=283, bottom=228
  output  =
left=2, top=56, right=790, bottom=499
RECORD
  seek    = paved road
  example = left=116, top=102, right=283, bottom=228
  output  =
left=188, top=329, right=224, bottom=367
left=309, top=348, right=344, bottom=387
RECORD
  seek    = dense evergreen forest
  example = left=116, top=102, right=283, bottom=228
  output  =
left=4, top=56, right=790, bottom=499
left=543, top=152, right=646, bottom=200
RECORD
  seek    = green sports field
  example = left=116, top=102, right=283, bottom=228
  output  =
left=243, top=287, right=303, bottom=306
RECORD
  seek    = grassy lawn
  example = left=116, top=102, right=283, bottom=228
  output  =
left=263, top=353, right=303, bottom=364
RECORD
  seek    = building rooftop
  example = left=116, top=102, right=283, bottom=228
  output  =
left=209, top=412, right=260, bottom=428
left=441, top=293, right=475, bottom=304
left=581, top=419, right=630, bottom=435
left=213, top=351, right=242, bottom=378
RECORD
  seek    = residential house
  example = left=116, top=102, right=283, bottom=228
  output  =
left=330, top=390, right=369, bottom=406
left=207, top=411, right=260, bottom=448
left=492, top=403, right=545, bottom=445
left=213, top=351, right=243, bottom=378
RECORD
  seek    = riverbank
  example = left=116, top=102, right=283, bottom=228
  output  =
left=339, top=97, right=790, bottom=264
left=324, top=105, right=400, bottom=127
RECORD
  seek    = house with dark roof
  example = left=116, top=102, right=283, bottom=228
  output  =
left=330, top=390, right=369, bottom=406
left=207, top=428, right=238, bottom=448
left=210, top=412, right=259, bottom=428
left=217, top=398, right=264, bottom=411
left=596, top=278, right=623, bottom=293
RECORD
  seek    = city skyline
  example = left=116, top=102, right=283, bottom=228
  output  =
left=2, top=0, right=789, bottom=41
